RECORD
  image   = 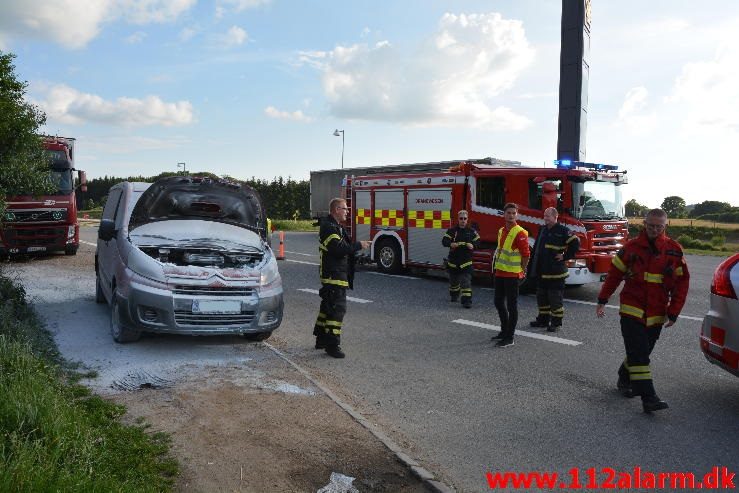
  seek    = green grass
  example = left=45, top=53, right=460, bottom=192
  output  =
left=79, top=208, right=103, bottom=220
left=0, top=275, right=178, bottom=492
left=272, top=219, right=318, bottom=232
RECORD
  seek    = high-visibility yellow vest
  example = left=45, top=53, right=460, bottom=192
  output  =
left=495, top=224, right=527, bottom=274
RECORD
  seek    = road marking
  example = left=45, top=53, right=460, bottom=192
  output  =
left=80, top=240, right=96, bottom=247
left=563, top=298, right=703, bottom=321
left=297, top=288, right=373, bottom=304
left=452, top=319, right=583, bottom=346
left=285, top=259, right=319, bottom=266
left=285, top=250, right=316, bottom=257
left=366, top=271, right=420, bottom=280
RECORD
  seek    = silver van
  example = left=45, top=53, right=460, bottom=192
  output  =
left=95, top=176, right=283, bottom=343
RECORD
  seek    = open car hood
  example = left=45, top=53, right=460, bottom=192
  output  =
left=129, top=176, right=267, bottom=235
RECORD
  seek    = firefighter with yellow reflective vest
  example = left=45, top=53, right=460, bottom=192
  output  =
left=491, top=202, right=530, bottom=348
left=596, top=208, right=690, bottom=413
left=312, top=198, right=371, bottom=359
left=528, top=207, right=580, bottom=332
left=442, top=210, right=480, bottom=308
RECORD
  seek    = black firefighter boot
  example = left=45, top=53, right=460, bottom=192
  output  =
left=642, top=395, right=669, bottom=413
left=530, top=315, right=550, bottom=329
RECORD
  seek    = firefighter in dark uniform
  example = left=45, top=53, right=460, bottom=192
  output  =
left=442, top=210, right=480, bottom=308
left=312, top=198, right=370, bottom=358
left=596, top=208, right=690, bottom=413
left=529, top=207, right=580, bottom=331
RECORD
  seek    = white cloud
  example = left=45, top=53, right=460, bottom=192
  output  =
left=298, top=12, right=535, bottom=130
left=615, top=87, right=657, bottom=135
left=0, top=0, right=195, bottom=49
left=33, top=84, right=195, bottom=127
left=264, top=106, right=314, bottom=123
left=179, top=26, right=197, bottom=42
left=220, top=26, right=248, bottom=47
left=125, top=31, right=146, bottom=44
left=216, top=0, right=270, bottom=16
left=667, top=40, right=739, bottom=134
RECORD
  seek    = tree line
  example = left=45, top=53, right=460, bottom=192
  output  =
left=82, top=172, right=311, bottom=220
left=626, top=197, right=739, bottom=223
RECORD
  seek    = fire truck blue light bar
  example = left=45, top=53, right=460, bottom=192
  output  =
left=553, top=160, right=619, bottom=171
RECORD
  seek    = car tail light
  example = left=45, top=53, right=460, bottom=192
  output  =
left=711, top=253, right=739, bottom=299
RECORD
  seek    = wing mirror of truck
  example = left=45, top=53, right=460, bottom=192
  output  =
left=78, top=170, right=88, bottom=192
left=98, top=218, right=117, bottom=241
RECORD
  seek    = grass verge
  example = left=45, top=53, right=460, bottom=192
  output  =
left=272, top=219, right=318, bottom=232
left=0, top=275, right=178, bottom=491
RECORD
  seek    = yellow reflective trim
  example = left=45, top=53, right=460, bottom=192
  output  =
left=447, top=262, right=457, bottom=268
left=319, top=244, right=328, bottom=252
left=318, top=312, right=326, bottom=318
left=646, top=315, right=665, bottom=326
left=473, top=234, right=480, bottom=241
left=324, top=320, right=343, bottom=327
left=433, top=219, right=442, bottom=229
left=441, top=211, right=451, bottom=220
left=322, top=234, right=341, bottom=247
left=459, top=261, right=473, bottom=268
left=544, top=244, right=567, bottom=250
left=628, top=365, right=650, bottom=372
left=612, top=255, right=627, bottom=273
left=630, top=373, right=652, bottom=380
left=321, top=278, right=349, bottom=287
left=566, top=235, right=578, bottom=244
left=675, top=266, right=684, bottom=276
left=443, top=233, right=453, bottom=239
left=620, top=304, right=644, bottom=318
left=644, top=272, right=664, bottom=283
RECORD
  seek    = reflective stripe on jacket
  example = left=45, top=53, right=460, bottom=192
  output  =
left=494, top=224, right=527, bottom=274
left=319, top=215, right=362, bottom=289
left=442, top=226, right=480, bottom=270
left=598, top=230, right=690, bottom=327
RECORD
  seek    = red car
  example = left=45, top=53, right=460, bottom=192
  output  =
left=700, top=253, right=739, bottom=376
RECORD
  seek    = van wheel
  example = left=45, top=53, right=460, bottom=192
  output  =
left=111, top=291, right=141, bottom=343
left=243, top=331, right=272, bottom=341
left=95, top=275, right=106, bottom=304
left=376, top=238, right=402, bottom=274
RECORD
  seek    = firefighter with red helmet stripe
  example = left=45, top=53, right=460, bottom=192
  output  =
left=442, top=210, right=480, bottom=308
left=596, top=208, right=690, bottom=413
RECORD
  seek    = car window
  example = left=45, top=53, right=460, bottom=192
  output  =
left=102, top=188, right=123, bottom=221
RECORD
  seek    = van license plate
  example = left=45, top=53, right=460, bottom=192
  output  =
left=192, top=300, right=241, bottom=314
left=27, top=246, right=47, bottom=252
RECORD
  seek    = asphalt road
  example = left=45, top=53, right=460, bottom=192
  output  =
left=22, top=228, right=739, bottom=492
left=269, top=232, right=737, bottom=492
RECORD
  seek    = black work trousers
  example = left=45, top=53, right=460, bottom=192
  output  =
left=535, top=281, right=565, bottom=326
left=449, top=268, right=473, bottom=305
left=313, top=284, right=347, bottom=347
left=494, top=276, right=520, bottom=339
left=618, top=316, right=663, bottom=398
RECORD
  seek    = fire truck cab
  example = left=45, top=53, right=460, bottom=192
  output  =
left=348, top=159, right=628, bottom=286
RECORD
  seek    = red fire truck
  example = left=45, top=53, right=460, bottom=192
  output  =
left=345, top=158, right=628, bottom=287
left=1, top=135, right=87, bottom=256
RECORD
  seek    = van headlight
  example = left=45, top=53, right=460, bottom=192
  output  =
left=260, top=257, right=281, bottom=287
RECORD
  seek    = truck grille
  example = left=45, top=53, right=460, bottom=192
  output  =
left=4, top=209, right=68, bottom=223
left=2, top=227, right=67, bottom=247
left=174, top=311, right=255, bottom=326
left=589, top=232, right=625, bottom=252
left=172, top=285, right=254, bottom=297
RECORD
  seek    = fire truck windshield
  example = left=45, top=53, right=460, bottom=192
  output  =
left=571, top=180, right=625, bottom=220
left=48, top=169, right=74, bottom=194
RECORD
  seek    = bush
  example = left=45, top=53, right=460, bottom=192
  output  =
left=710, top=235, right=725, bottom=248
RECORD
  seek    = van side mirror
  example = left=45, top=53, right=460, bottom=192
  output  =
left=98, top=218, right=116, bottom=241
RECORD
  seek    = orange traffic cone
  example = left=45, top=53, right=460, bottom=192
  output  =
left=276, top=231, right=285, bottom=260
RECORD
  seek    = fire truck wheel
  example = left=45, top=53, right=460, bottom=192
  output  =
left=376, top=238, right=402, bottom=274
left=95, top=275, right=106, bottom=304
left=110, top=290, right=141, bottom=343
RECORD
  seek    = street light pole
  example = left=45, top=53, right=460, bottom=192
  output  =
left=333, top=129, right=344, bottom=169
left=177, top=162, right=187, bottom=175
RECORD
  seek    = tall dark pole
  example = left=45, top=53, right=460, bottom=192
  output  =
left=557, top=0, right=591, bottom=162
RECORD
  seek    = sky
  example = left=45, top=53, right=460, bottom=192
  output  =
left=1, top=0, right=737, bottom=208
